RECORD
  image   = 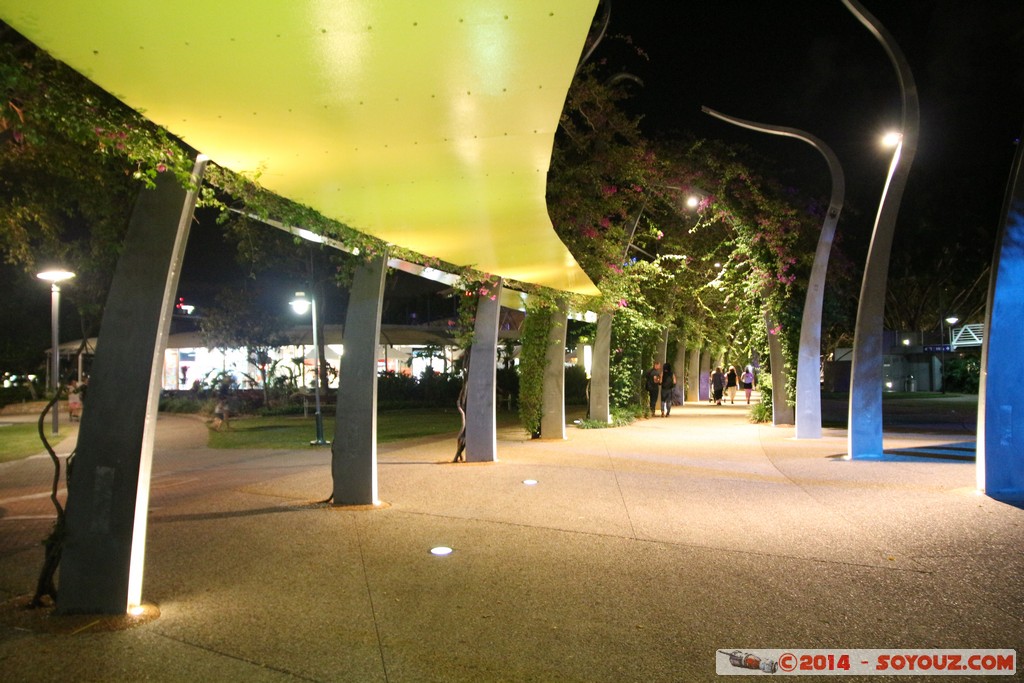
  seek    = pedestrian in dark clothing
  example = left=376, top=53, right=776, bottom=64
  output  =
left=710, top=366, right=725, bottom=405
left=644, top=361, right=663, bottom=415
left=725, top=365, right=739, bottom=404
left=660, top=363, right=677, bottom=417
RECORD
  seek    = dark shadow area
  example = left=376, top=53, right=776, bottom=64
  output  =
left=151, top=503, right=318, bottom=524
left=821, top=394, right=978, bottom=434
left=883, top=442, right=975, bottom=461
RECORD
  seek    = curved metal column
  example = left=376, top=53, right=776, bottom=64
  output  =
left=702, top=108, right=845, bottom=438
left=977, top=123, right=1024, bottom=500
left=843, top=0, right=919, bottom=458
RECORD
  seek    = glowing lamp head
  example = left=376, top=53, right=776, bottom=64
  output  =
left=881, top=131, right=902, bottom=148
left=945, top=316, right=959, bottom=326
left=37, top=269, right=76, bottom=284
left=290, top=292, right=311, bottom=315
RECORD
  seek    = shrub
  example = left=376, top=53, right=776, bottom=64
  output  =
left=564, top=365, right=588, bottom=405
left=944, top=356, right=980, bottom=394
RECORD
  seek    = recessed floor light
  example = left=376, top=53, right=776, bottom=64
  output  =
left=430, top=546, right=453, bottom=556
left=522, top=479, right=538, bottom=486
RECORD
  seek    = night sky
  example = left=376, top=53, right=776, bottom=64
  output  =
left=604, top=1, right=1023, bottom=264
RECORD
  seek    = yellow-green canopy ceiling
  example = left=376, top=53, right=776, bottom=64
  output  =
left=1, top=0, right=600, bottom=295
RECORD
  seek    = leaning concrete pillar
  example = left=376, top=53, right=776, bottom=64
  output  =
left=765, top=311, right=795, bottom=425
left=687, top=348, right=700, bottom=403
left=58, top=158, right=208, bottom=615
left=656, top=327, right=669, bottom=364
left=977, top=123, right=1024, bottom=500
left=540, top=298, right=569, bottom=439
left=671, top=335, right=686, bottom=381
left=465, top=279, right=502, bottom=462
left=333, top=254, right=388, bottom=505
left=698, top=349, right=711, bottom=402
left=588, top=312, right=612, bottom=424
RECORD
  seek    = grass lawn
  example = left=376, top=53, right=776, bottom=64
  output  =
left=207, top=408, right=467, bottom=449
left=0, top=424, right=70, bottom=464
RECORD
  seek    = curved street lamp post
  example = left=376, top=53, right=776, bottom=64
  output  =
left=702, top=107, right=845, bottom=438
left=290, top=291, right=329, bottom=445
left=843, top=0, right=920, bottom=458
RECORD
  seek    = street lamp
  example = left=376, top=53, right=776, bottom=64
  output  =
left=37, top=268, right=75, bottom=435
left=940, top=315, right=959, bottom=393
left=290, top=291, right=328, bottom=445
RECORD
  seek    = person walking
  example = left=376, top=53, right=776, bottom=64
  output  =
left=740, top=366, right=755, bottom=404
left=725, top=365, right=739, bottom=404
left=710, top=366, right=725, bottom=405
left=644, top=361, right=662, bottom=416
left=660, top=362, right=677, bottom=417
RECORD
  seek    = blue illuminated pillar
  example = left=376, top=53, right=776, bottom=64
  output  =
left=978, top=124, right=1024, bottom=500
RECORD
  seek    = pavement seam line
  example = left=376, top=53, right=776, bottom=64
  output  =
left=354, top=515, right=391, bottom=683
left=601, top=431, right=639, bottom=540
left=151, top=629, right=322, bottom=681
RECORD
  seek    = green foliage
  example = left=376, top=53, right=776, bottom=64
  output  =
left=748, top=400, right=773, bottom=424
left=576, top=404, right=643, bottom=429
left=205, top=410, right=463, bottom=449
left=0, top=423, right=69, bottom=463
left=496, top=366, right=519, bottom=407
left=548, top=65, right=657, bottom=282
left=564, top=364, right=588, bottom=406
left=158, top=396, right=206, bottom=414
left=0, top=384, right=34, bottom=409
left=608, top=297, right=662, bottom=410
left=944, top=356, right=980, bottom=394
left=517, top=295, right=560, bottom=437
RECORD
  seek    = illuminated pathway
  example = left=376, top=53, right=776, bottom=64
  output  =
left=1, top=406, right=1020, bottom=680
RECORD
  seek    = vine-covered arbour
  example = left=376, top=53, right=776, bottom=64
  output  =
left=546, top=65, right=833, bottom=415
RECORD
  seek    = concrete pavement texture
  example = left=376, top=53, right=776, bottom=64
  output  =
left=0, top=402, right=1021, bottom=682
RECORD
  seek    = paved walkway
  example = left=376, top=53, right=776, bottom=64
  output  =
left=1, top=402, right=1020, bottom=681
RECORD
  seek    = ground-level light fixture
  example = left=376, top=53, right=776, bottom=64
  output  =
left=37, top=268, right=75, bottom=435
left=429, top=546, right=454, bottom=556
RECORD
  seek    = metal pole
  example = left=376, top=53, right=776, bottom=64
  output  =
left=939, top=318, right=946, bottom=393
left=50, top=283, right=60, bottom=436
left=843, top=0, right=920, bottom=459
left=310, top=292, right=327, bottom=445
left=701, top=107, right=845, bottom=438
